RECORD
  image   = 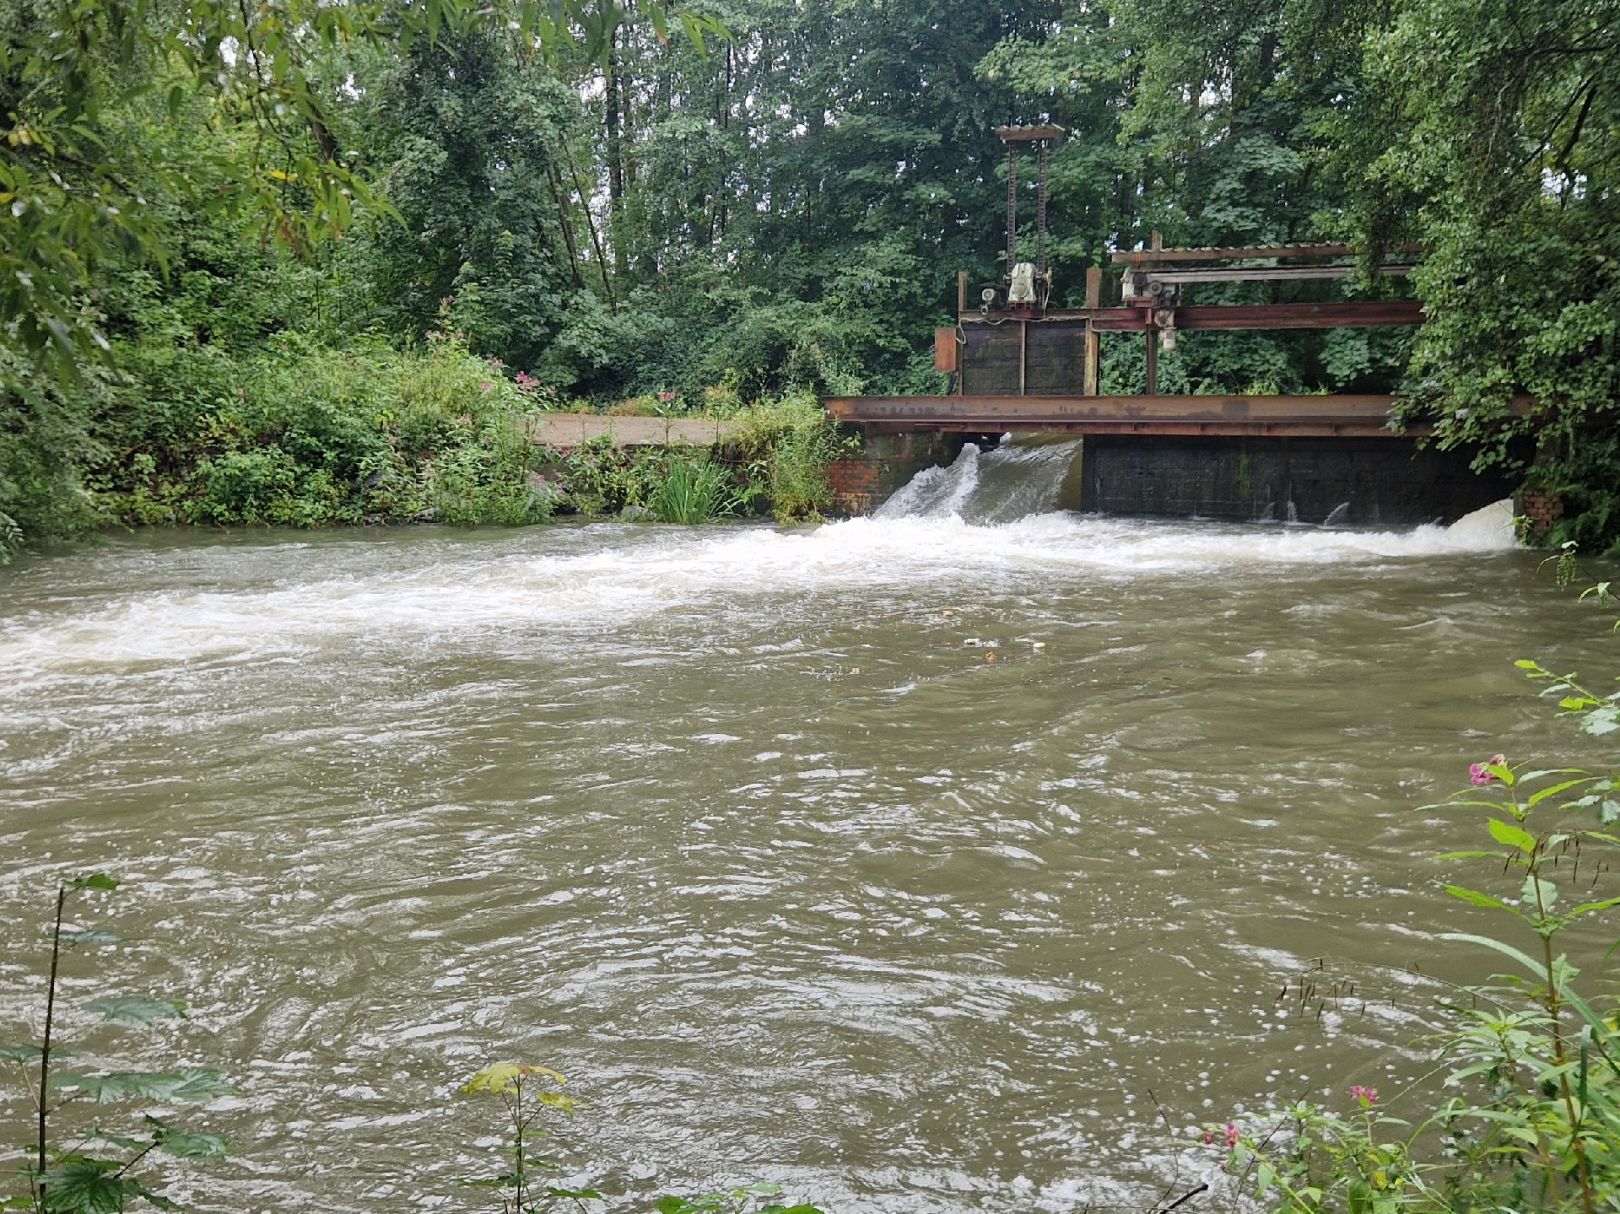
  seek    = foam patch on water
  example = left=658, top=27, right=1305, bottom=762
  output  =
left=0, top=504, right=1519, bottom=678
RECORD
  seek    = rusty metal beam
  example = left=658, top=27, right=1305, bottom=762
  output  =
left=858, top=420, right=1428, bottom=438
left=832, top=394, right=1414, bottom=437
left=826, top=393, right=1533, bottom=440
left=969, top=300, right=1425, bottom=330
left=1139, top=265, right=1412, bottom=284
left=831, top=393, right=1404, bottom=423
left=996, top=124, right=1067, bottom=143
left=1110, top=243, right=1424, bottom=266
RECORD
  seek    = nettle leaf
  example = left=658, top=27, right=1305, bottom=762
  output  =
left=460, top=1063, right=566, bottom=1095
left=54, top=1070, right=233, bottom=1103
left=155, top=1130, right=227, bottom=1159
left=90, top=1130, right=151, bottom=1150
left=83, top=997, right=186, bottom=1026
left=127, top=1187, right=181, bottom=1212
left=41, top=1160, right=132, bottom=1213
left=1445, top=885, right=1512, bottom=911
left=1582, top=706, right=1619, bottom=737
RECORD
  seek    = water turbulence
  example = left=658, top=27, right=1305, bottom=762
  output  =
left=878, top=438, right=1082, bottom=524
left=0, top=484, right=1572, bottom=1214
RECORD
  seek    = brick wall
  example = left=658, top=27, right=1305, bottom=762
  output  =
left=824, top=431, right=965, bottom=516
left=1517, top=489, right=1564, bottom=538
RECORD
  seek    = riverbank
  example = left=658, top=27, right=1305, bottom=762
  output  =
left=0, top=337, right=849, bottom=565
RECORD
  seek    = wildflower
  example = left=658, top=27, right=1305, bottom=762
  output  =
left=480, top=381, right=494, bottom=392
left=1469, top=753, right=1507, bottom=785
left=1224, top=1123, right=1239, bottom=1148
left=515, top=371, right=540, bottom=393
left=1350, top=1085, right=1378, bottom=1106
left=658, top=390, right=677, bottom=402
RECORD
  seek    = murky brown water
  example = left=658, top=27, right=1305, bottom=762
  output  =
left=0, top=477, right=1612, bottom=1212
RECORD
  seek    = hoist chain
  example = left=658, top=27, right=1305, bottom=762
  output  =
left=1036, top=140, right=1049, bottom=278
left=1006, top=144, right=1017, bottom=278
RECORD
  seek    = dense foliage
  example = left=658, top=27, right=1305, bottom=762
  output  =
left=1, top=0, right=1617, bottom=555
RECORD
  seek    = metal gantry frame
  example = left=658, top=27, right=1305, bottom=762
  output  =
left=995, top=125, right=1066, bottom=300
left=945, top=236, right=1421, bottom=398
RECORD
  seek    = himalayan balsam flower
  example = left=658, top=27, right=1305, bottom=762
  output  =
left=1469, top=753, right=1507, bottom=785
left=658, top=391, right=678, bottom=401
left=1350, top=1085, right=1378, bottom=1106
left=1225, top=1123, right=1238, bottom=1147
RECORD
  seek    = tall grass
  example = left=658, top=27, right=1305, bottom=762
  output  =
left=648, top=456, right=735, bottom=523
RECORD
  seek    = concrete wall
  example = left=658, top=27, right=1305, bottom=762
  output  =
left=825, top=431, right=966, bottom=516
left=1080, top=436, right=1513, bottom=526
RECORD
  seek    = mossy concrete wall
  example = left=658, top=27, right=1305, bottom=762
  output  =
left=1079, top=436, right=1513, bottom=525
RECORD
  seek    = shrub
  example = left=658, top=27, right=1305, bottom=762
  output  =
left=648, top=455, right=737, bottom=523
left=727, top=389, right=851, bottom=522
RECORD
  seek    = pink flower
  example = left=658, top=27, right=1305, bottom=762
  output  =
left=514, top=371, right=540, bottom=393
left=480, top=381, right=494, bottom=392
left=1469, top=753, right=1507, bottom=785
left=1350, top=1085, right=1378, bottom=1106
left=658, top=391, right=677, bottom=401
left=1225, top=1123, right=1238, bottom=1147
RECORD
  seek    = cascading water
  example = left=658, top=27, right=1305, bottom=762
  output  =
left=877, top=439, right=1082, bottom=523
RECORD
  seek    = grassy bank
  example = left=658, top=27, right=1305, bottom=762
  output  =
left=0, top=337, right=848, bottom=561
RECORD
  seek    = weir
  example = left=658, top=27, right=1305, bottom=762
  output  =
left=848, top=434, right=1513, bottom=529
left=824, top=138, right=1515, bottom=525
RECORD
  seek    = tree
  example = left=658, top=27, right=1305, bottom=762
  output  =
left=1348, top=0, right=1620, bottom=550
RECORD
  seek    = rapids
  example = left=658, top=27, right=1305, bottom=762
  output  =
left=0, top=464, right=1600, bottom=1213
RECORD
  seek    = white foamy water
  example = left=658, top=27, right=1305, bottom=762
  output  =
left=0, top=490, right=1519, bottom=680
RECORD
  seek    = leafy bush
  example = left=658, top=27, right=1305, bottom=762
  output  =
left=82, top=333, right=557, bottom=529
left=726, top=389, right=852, bottom=522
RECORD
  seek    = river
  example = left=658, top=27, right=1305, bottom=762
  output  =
left=0, top=443, right=1610, bottom=1212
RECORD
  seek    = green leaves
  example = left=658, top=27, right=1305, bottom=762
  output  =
left=66, top=875, right=118, bottom=893
left=1487, top=817, right=1537, bottom=854
left=460, top=1062, right=567, bottom=1097
left=40, top=1160, right=128, bottom=1214
left=52, top=1070, right=234, bottom=1104
left=655, top=1184, right=825, bottom=1214
left=1444, top=885, right=1511, bottom=911
left=60, top=932, right=120, bottom=948
left=82, top=998, right=186, bottom=1026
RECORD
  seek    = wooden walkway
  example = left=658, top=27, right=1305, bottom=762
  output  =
left=524, top=413, right=740, bottom=448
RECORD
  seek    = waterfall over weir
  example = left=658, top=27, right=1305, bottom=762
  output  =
left=877, top=439, right=1083, bottom=523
